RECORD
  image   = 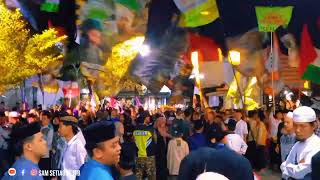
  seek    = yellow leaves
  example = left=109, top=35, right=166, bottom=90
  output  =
left=96, top=36, right=144, bottom=97
left=105, top=36, right=144, bottom=77
left=0, top=4, right=65, bottom=88
left=25, top=29, right=66, bottom=70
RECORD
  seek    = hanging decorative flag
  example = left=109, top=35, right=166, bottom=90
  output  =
left=255, top=6, right=293, bottom=32
left=81, top=0, right=115, bottom=21
left=115, top=0, right=141, bottom=12
left=173, top=0, right=219, bottom=28
left=265, top=33, right=280, bottom=81
left=41, top=0, right=60, bottom=13
left=300, top=24, right=318, bottom=84
left=62, top=88, right=80, bottom=97
left=302, top=48, right=320, bottom=84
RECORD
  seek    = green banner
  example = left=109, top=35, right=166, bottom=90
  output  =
left=41, top=0, right=60, bottom=12
left=255, top=6, right=293, bottom=32
left=115, top=0, right=141, bottom=12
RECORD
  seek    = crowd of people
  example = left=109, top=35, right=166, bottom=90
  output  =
left=1, top=101, right=320, bottom=180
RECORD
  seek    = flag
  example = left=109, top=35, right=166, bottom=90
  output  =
left=115, top=0, right=141, bottom=12
left=255, top=6, right=293, bottom=32
left=187, top=33, right=219, bottom=61
left=174, top=0, right=219, bottom=28
left=299, top=24, right=318, bottom=78
left=81, top=0, right=115, bottom=21
left=186, top=33, right=233, bottom=87
left=41, top=0, right=60, bottom=13
left=302, top=48, right=320, bottom=84
left=265, top=33, right=280, bottom=80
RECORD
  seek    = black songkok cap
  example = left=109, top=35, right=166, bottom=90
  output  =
left=11, top=122, right=41, bottom=141
left=83, top=121, right=116, bottom=145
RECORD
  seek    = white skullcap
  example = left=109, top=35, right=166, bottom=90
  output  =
left=293, top=106, right=316, bottom=123
left=286, top=112, right=293, bottom=119
left=9, top=111, right=19, bottom=118
left=196, top=172, right=229, bottom=180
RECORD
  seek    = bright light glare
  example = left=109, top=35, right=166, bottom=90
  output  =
left=304, top=81, right=310, bottom=89
left=229, top=50, right=241, bottom=65
left=81, top=88, right=90, bottom=94
left=139, top=44, right=151, bottom=57
left=189, top=73, right=204, bottom=79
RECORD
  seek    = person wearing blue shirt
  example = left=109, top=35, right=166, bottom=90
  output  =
left=77, top=121, right=121, bottom=180
left=206, top=123, right=228, bottom=150
left=188, top=118, right=207, bottom=151
left=110, top=109, right=120, bottom=123
left=2, top=122, right=48, bottom=180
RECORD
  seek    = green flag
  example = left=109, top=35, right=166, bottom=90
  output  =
left=255, top=6, right=293, bottom=32
left=41, top=0, right=60, bottom=13
left=115, top=0, right=141, bottom=12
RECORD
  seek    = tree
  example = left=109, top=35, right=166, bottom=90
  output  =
left=0, top=3, right=65, bottom=92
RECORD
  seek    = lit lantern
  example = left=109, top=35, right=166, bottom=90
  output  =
left=228, top=50, right=241, bottom=66
left=304, top=81, right=310, bottom=89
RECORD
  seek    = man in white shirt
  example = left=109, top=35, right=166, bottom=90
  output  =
left=58, top=116, right=87, bottom=180
left=167, top=121, right=189, bottom=179
left=226, top=119, right=248, bottom=155
left=281, top=106, right=320, bottom=180
left=234, top=110, right=248, bottom=142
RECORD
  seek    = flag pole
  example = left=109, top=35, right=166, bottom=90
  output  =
left=271, top=32, right=275, bottom=114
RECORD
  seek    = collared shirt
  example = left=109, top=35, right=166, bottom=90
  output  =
left=167, top=137, right=189, bottom=175
left=235, top=120, right=248, bottom=140
left=226, top=133, right=248, bottom=155
left=280, top=133, right=296, bottom=162
left=77, top=159, right=114, bottom=180
left=60, top=135, right=87, bottom=180
left=281, top=134, right=320, bottom=180
left=2, top=156, right=43, bottom=180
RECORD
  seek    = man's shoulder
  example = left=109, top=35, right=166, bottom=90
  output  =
left=79, top=163, right=113, bottom=180
left=78, top=170, right=113, bottom=180
left=13, top=158, right=37, bottom=168
left=227, top=133, right=242, bottom=140
left=239, top=120, right=247, bottom=125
